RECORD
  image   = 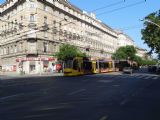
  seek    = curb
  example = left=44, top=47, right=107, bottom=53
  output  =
left=0, top=73, right=64, bottom=80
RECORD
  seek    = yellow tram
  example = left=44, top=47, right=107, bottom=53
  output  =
left=64, top=57, right=94, bottom=76
left=99, top=60, right=114, bottom=73
left=64, top=57, right=116, bottom=76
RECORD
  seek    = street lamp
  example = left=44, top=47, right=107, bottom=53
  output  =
left=141, top=19, right=160, bottom=28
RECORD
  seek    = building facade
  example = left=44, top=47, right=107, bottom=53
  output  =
left=0, top=0, right=118, bottom=74
left=136, top=47, right=150, bottom=59
left=115, top=30, right=135, bottom=48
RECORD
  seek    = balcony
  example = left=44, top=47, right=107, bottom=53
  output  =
left=28, top=23, right=37, bottom=29
left=26, top=49, right=37, bottom=55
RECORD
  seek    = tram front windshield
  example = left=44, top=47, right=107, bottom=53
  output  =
left=64, top=60, right=73, bottom=68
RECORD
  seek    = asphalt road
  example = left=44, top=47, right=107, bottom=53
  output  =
left=0, top=69, right=160, bottom=120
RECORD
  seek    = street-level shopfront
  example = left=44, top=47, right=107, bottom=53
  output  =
left=16, top=57, right=56, bottom=74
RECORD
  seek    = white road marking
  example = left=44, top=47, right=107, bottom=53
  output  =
left=99, top=116, right=109, bottom=120
left=35, top=105, right=73, bottom=111
left=98, top=80, right=113, bottom=83
left=24, top=114, right=48, bottom=118
left=144, top=76, right=152, bottom=79
left=153, top=76, right=159, bottom=80
left=68, top=89, right=86, bottom=95
left=112, top=84, right=120, bottom=87
left=0, top=93, right=24, bottom=101
left=120, top=99, right=128, bottom=106
left=136, top=75, right=144, bottom=78
left=120, top=76, right=130, bottom=78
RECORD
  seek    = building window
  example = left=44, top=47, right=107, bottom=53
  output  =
left=14, top=45, right=17, bottom=53
left=30, top=3, right=35, bottom=8
left=0, top=48, right=1, bottom=55
left=44, top=32, right=48, bottom=38
left=4, top=48, right=6, bottom=54
left=10, top=46, right=13, bottom=53
left=44, top=5, right=47, bottom=11
left=44, top=16, right=47, bottom=24
left=28, top=41, right=36, bottom=52
left=30, top=14, right=35, bottom=22
left=20, top=16, right=23, bottom=21
left=7, top=47, right=9, bottom=54
left=19, top=43, right=23, bottom=52
left=43, top=42, right=48, bottom=53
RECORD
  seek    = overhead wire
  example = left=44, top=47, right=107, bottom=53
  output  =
left=118, top=24, right=143, bottom=31
left=97, top=0, right=146, bottom=16
left=89, top=0, right=125, bottom=13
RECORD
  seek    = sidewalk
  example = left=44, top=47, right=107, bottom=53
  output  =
left=0, top=72, right=64, bottom=80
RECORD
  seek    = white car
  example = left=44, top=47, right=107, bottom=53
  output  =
left=123, top=67, right=133, bottom=74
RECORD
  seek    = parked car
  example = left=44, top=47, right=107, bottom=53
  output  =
left=148, top=65, right=152, bottom=72
left=123, top=67, right=133, bottom=74
left=148, top=65, right=157, bottom=73
left=156, top=66, right=160, bottom=74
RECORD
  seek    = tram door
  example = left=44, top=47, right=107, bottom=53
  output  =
left=92, top=61, right=97, bottom=73
left=73, top=58, right=83, bottom=75
left=109, top=61, right=112, bottom=72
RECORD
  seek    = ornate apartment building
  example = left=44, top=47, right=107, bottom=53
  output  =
left=0, top=0, right=118, bottom=74
left=115, top=30, right=136, bottom=48
left=136, top=47, right=150, bottom=60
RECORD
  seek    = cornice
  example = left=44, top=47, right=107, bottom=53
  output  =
left=39, top=0, right=117, bottom=37
left=0, top=0, right=25, bottom=16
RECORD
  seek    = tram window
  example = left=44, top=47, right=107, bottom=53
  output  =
left=115, top=63, right=119, bottom=68
left=102, top=62, right=108, bottom=69
left=73, top=60, right=79, bottom=70
left=99, top=62, right=102, bottom=69
left=96, top=62, right=98, bottom=69
left=103, top=63, right=106, bottom=69
left=64, top=60, right=72, bottom=68
left=83, top=61, right=91, bottom=70
left=106, top=63, right=109, bottom=68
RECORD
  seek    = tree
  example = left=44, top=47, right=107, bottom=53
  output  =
left=112, top=45, right=137, bottom=61
left=54, top=44, right=87, bottom=61
left=141, top=10, right=160, bottom=55
left=133, top=55, right=143, bottom=65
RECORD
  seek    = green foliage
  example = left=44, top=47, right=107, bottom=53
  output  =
left=112, top=45, right=157, bottom=65
left=141, top=60, right=157, bottom=66
left=112, top=45, right=137, bottom=61
left=133, top=55, right=157, bottom=66
left=134, top=56, right=157, bottom=66
left=54, top=44, right=87, bottom=61
left=133, top=55, right=143, bottom=65
left=141, top=10, right=160, bottom=54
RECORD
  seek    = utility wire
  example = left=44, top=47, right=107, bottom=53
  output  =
left=119, top=24, right=143, bottom=31
left=89, top=0, right=125, bottom=12
left=97, top=0, right=146, bottom=16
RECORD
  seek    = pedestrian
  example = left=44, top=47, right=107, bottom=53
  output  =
left=51, top=63, right=56, bottom=73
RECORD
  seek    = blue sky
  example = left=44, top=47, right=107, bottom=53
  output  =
left=0, top=0, right=160, bottom=52
left=68, top=0, right=160, bottom=51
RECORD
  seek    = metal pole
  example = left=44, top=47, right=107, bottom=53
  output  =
left=40, top=54, right=41, bottom=75
left=146, top=20, right=160, bottom=28
left=141, top=19, right=160, bottom=28
left=97, top=59, right=100, bottom=73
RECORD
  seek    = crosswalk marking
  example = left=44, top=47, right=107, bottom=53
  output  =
left=118, top=75, right=159, bottom=80
left=85, top=74, right=159, bottom=80
left=136, top=76, right=144, bottom=78
left=120, top=76, right=130, bottom=78
left=144, top=76, right=152, bottom=79
left=153, top=77, right=159, bottom=80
